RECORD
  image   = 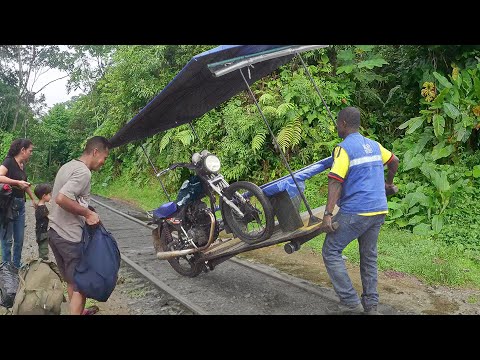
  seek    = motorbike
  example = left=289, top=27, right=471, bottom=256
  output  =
left=151, top=150, right=275, bottom=277
left=109, top=45, right=355, bottom=278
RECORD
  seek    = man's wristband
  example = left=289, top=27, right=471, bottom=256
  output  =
left=324, top=210, right=334, bottom=217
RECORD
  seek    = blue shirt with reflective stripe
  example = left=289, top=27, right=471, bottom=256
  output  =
left=337, top=132, right=387, bottom=214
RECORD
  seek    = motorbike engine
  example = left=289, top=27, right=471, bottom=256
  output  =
left=185, top=201, right=213, bottom=247
left=187, top=227, right=209, bottom=246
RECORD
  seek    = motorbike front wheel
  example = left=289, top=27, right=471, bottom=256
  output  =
left=152, top=225, right=203, bottom=277
left=221, top=181, right=275, bottom=244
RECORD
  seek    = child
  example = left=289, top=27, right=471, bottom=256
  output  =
left=34, top=183, right=52, bottom=260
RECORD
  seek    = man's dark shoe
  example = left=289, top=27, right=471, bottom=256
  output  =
left=364, top=306, right=382, bottom=315
left=326, top=303, right=364, bottom=315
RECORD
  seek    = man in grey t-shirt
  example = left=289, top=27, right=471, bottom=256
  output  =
left=48, top=136, right=110, bottom=315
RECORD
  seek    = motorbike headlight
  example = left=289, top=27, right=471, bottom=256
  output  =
left=204, top=155, right=221, bottom=173
left=192, top=152, right=201, bottom=164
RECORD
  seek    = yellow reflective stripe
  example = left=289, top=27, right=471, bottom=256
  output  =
left=358, top=210, right=388, bottom=216
left=349, top=155, right=383, bottom=167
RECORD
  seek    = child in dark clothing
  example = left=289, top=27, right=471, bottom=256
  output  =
left=34, top=183, right=52, bottom=260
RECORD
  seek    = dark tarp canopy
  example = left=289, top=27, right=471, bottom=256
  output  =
left=109, top=45, right=327, bottom=148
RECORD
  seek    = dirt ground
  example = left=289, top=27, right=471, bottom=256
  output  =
left=97, top=236, right=480, bottom=315
left=236, top=245, right=480, bottom=315
left=96, top=241, right=480, bottom=315
left=3, top=200, right=479, bottom=315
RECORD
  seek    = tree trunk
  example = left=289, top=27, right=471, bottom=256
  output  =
left=12, top=45, right=23, bottom=132
left=328, top=46, right=337, bottom=76
left=12, top=96, right=21, bottom=131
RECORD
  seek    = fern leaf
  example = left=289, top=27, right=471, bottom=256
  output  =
left=159, top=131, right=172, bottom=152
left=277, top=126, right=294, bottom=152
left=291, top=120, right=302, bottom=147
left=175, top=129, right=193, bottom=146
left=259, top=93, right=275, bottom=105
left=262, top=106, right=278, bottom=117
left=252, top=132, right=266, bottom=153
left=277, top=103, right=295, bottom=117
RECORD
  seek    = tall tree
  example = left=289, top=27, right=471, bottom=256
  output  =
left=64, top=45, right=117, bottom=93
left=0, top=45, right=69, bottom=133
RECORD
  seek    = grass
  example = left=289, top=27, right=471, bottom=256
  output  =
left=93, top=176, right=480, bottom=289
left=85, top=298, right=98, bottom=308
left=467, top=295, right=478, bottom=304
left=127, top=287, right=148, bottom=298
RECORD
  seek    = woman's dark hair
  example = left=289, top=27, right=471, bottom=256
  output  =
left=7, top=138, right=33, bottom=157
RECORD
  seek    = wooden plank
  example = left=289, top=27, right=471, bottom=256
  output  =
left=199, top=206, right=331, bottom=261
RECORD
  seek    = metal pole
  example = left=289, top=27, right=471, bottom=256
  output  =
left=189, top=122, right=201, bottom=145
left=297, top=53, right=337, bottom=127
left=239, top=68, right=319, bottom=225
left=140, top=143, right=171, bottom=202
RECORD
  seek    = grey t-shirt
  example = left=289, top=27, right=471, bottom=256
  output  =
left=49, top=159, right=91, bottom=242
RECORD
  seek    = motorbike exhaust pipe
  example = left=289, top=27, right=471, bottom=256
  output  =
left=156, top=211, right=217, bottom=260
left=157, top=248, right=198, bottom=260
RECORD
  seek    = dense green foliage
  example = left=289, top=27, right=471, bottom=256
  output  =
left=1, top=45, right=480, bottom=287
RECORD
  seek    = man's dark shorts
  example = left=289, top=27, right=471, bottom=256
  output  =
left=48, top=227, right=82, bottom=290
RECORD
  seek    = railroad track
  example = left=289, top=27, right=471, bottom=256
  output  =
left=90, top=195, right=402, bottom=315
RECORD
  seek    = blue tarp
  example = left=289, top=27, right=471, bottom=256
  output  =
left=260, top=156, right=333, bottom=197
left=109, top=45, right=297, bottom=148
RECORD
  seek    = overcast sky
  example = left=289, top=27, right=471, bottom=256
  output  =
left=35, top=67, right=83, bottom=110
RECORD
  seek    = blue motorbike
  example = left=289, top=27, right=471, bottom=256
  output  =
left=151, top=150, right=275, bottom=277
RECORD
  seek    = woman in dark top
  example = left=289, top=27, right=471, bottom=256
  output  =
left=0, top=138, right=37, bottom=268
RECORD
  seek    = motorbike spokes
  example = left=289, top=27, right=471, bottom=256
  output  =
left=222, top=181, right=275, bottom=244
left=157, top=226, right=203, bottom=277
left=232, top=196, right=267, bottom=237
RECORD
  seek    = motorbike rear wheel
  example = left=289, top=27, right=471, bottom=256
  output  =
left=221, top=181, right=275, bottom=244
left=152, top=225, right=203, bottom=277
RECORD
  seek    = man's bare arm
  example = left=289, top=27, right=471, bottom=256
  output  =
left=326, top=178, right=343, bottom=214
left=385, top=154, right=399, bottom=185
left=55, top=193, right=99, bottom=225
left=320, top=178, right=343, bottom=233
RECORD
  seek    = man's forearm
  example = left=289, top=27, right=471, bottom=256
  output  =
left=56, top=193, right=90, bottom=217
left=386, top=155, right=399, bottom=185
left=326, top=178, right=343, bottom=213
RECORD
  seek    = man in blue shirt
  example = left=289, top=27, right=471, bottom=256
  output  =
left=320, top=107, right=399, bottom=315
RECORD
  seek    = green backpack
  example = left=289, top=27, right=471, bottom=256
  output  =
left=12, top=259, right=65, bottom=315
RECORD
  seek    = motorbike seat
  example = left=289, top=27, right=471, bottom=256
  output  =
left=153, top=202, right=178, bottom=219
